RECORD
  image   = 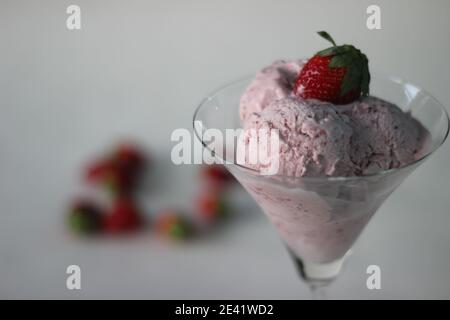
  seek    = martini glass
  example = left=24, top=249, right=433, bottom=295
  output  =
left=193, top=74, right=449, bottom=297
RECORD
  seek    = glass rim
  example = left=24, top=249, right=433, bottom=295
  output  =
left=193, top=73, right=450, bottom=182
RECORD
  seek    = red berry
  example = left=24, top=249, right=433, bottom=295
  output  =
left=295, top=55, right=359, bottom=104
left=84, top=143, right=146, bottom=196
left=68, top=200, right=103, bottom=235
left=114, top=143, right=145, bottom=175
left=202, top=165, right=235, bottom=187
left=196, top=192, right=228, bottom=223
left=104, top=198, right=143, bottom=233
left=294, top=31, right=370, bottom=105
left=85, top=159, right=134, bottom=196
left=85, top=160, right=114, bottom=183
left=101, top=165, right=134, bottom=196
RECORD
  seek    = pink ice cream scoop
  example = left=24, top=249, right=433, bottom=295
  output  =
left=239, top=60, right=305, bottom=122
left=339, top=97, right=428, bottom=175
left=238, top=97, right=355, bottom=177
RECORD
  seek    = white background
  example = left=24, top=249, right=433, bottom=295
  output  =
left=0, top=0, right=449, bottom=299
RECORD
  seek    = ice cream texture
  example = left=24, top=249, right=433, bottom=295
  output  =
left=238, top=60, right=427, bottom=177
left=239, top=60, right=305, bottom=122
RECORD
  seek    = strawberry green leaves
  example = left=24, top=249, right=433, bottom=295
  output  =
left=316, top=31, right=370, bottom=97
left=317, top=31, right=337, bottom=46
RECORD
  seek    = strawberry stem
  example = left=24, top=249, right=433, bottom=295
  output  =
left=317, top=31, right=337, bottom=47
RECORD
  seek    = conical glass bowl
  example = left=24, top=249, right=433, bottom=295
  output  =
left=193, top=74, right=449, bottom=286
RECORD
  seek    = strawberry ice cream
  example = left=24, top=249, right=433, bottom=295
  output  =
left=237, top=55, right=427, bottom=263
left=238, top=93, right=427, bottom=177
left=238, top=176, right=382, bottom=263
left=239, top=60, right=305, bottom=122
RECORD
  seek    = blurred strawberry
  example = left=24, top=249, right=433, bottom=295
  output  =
left=85, top=159, right=114, bottom=183
left=201, top=164, right=235, bottom=188
left=104, top=197, right=143, bottom=233
left=196, top=191, right=228, bottom=223
left=68, top=200, right=103, bottom=235
left=154, top=209, right=192, bottom=240
left=102, top=166, right=134, bottom=196
left=114, top=143, right=146, bottom=176
left=85, top=143, right=146, bottom=196
left=85, top=159, right=133, bottom=196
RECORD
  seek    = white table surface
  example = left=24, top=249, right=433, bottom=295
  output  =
left=1, top=0, right=450, bottom=299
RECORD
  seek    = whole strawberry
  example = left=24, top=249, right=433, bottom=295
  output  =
left=85, top=143, right=146, bottom=196
left=294, top=31, right=370, bottom=104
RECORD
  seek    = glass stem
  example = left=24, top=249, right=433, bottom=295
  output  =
left=308, top=281, right=329, bottom=300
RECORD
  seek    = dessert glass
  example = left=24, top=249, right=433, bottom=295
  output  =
left=193, top=74, right=449, bottom=297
